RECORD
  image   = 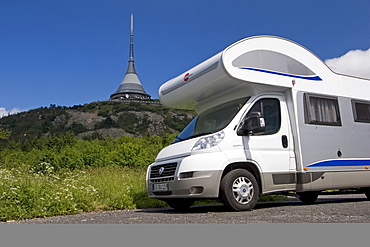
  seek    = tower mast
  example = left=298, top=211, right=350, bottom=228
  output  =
left=126, top=13, right=136, bottom=74
left=129, top=13, right=134, bottom=62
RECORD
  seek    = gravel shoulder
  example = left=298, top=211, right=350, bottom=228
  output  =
left=5, top=193, right=370, bottom=224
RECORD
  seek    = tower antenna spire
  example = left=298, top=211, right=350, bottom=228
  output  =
left=129, top=13, right=134, bottom=62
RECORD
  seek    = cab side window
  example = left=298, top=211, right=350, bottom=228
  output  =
left=247, top=98, right=281, bottom=135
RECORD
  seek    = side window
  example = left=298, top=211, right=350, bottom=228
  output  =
left=352, top=100, right=370, bottom=123
left=304, top=94, right=341, bottom=126
left=247, top=98, right=281, bottom=135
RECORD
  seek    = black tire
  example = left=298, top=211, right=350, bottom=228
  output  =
left=297, top=192, right=319, bottom=204
left=365, top=192, right=370, bottom=200
left=220, top=169, right=260, bottom=211
left=362, top=189, right=370, bottom=200
left=165, top=199, right=194, bottom=211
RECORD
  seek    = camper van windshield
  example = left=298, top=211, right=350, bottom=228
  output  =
left=174, top=97, right=249, bottom=143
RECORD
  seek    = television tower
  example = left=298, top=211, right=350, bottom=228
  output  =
left=110, top=14, right=151, bottom=101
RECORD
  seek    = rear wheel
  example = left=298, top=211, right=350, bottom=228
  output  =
left=362, top=188, right=370, bottom=200
left=297, top=192, right=319, bottom=204
left=165, top=199, right=194, bottom=211
left=220, top=169, right=259, bottom=211
left=365, top=192, right=370, bottom=200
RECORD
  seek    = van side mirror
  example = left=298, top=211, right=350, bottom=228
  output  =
left=237, top=112, right=266, bottom=136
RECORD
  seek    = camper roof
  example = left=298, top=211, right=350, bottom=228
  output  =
left=159, top=36, right=370, bottom=113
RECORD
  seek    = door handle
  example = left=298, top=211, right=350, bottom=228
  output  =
left=282, top=135, right=288, bottom=148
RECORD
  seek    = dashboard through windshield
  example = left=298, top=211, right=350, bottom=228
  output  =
left=173, top=97, right=249, bottom=143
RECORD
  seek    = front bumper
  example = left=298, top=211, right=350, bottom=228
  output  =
left=146, top=152, right=228, bottom=199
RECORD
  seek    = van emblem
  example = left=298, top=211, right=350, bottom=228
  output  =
left=159, top=167, right=165, bottom=175
left=184, top=73, right=190, bottom=82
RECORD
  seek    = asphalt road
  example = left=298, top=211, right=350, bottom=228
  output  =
left=5, top=193, right=370, bottom=224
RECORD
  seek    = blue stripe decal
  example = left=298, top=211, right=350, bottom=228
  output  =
left=307, top=159, right=370, bottom=167
left=239, top=67, right=323, bottom=81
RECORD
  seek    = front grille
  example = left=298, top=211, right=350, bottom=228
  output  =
left=150, top=162, right=177, bottom=179
left=151, top=177, right=175, bottom=183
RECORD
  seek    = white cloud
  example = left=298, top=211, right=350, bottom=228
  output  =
left=325, top=48, right=370, bottom=79
left=0, top=107, right=8, bottom=118
left=0, top=107, right=23, bottom=118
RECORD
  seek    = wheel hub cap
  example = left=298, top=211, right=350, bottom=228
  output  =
left=232, top=177, right=254, bottom=204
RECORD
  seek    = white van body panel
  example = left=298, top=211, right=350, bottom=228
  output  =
left=147, top=36, right=370, bottom=202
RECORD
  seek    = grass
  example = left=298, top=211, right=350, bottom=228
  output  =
left=0, top=163, right=288, bottom=222
left=85, top=166, right=166, bottom=210
left=0, top=164, right=166, bottom=222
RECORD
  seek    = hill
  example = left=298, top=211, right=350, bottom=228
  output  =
left=0, top=100, right=195, bottom=141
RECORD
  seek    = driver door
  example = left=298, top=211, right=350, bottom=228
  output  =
left=242, top=95, right=296, bottom=192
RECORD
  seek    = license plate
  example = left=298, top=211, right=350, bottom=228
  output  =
left=152, top=183, right=168, bottom=191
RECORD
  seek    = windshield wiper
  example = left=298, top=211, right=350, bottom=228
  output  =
left=190, top=131, right=214, bottom=139
left=174, top=131, right=215, bottom=144
left=173, top=135, right=189, bottom=144
left=174, top=135, right=184, bottom=141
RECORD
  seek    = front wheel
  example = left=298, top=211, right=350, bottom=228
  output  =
left=220, top=169, right=260, bottom=211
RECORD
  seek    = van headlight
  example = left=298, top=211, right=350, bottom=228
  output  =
left=192, top=131, right=225, bottom=151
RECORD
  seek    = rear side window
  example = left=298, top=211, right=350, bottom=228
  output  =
left=352, top=100, right=370, bottom=123
left=304, top=94, right=341, bottom=126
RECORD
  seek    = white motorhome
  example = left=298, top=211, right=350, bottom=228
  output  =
left=146, top=36, right=370, bottom=211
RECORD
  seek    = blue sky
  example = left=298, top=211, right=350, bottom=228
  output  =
left=1, top=0, right=369, bottom=116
